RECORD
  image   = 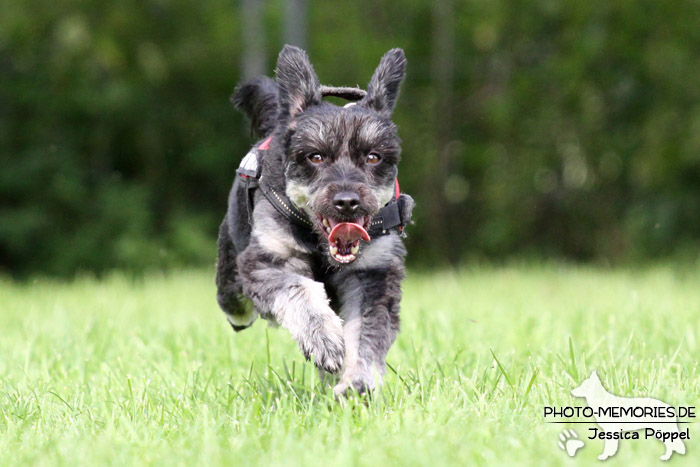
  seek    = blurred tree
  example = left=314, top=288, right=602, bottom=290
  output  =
left=241, top=0, right=267, bottom=79
left=1, top=0, right=699, bottom=277
left=429, top=0, right=457, bottom=264
left=284, top=0, right=308, bottom=49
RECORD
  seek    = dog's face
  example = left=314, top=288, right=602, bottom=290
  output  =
left=276, top=46, right=406, bottom=264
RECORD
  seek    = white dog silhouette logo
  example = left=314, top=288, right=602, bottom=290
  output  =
left=571, top=371, right=687, bottom=461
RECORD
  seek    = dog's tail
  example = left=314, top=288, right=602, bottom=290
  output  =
left=231, top=76, right=279, bottom=138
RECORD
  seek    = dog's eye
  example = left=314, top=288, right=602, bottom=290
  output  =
left=366, top=153, right=381, bottom=165
left=308, top=154, right=324, bottom=164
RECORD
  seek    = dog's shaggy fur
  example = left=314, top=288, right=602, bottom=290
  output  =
left=216, top=45, right=413, bottom=396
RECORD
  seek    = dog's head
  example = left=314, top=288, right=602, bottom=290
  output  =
left=275, top=45, right=406, bottom=265
left=571, top=370, right=602, bottom=398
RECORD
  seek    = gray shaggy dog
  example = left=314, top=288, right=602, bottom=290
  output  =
left=216, top=45, right=413, bottom=396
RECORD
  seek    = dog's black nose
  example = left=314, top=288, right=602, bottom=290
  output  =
left=333, top=192, right=360, bottom=215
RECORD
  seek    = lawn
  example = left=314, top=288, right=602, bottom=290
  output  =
left=1, top=265, right=698, bottom=465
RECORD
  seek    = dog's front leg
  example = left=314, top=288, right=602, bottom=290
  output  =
left=237, top=246, right=345, bottom=374
left=598, top=436, right=619, bottom=460
left=332, top=267, right=403, bottom=396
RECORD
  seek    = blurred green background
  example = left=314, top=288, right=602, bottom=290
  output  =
left=2, top=0, right=699, bottom=277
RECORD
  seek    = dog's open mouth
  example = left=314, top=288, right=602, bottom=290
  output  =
left=319, top=216, right=371, bottom=263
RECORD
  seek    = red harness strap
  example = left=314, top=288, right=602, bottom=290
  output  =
left=258, top=136, right=272, bottom=150
left=394, top=178, right=402, bottom=232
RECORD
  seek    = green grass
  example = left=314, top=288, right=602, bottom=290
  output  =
left=1, top=265, right=698, bottom=465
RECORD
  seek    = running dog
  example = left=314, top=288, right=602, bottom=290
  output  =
left=216, top=45, right=413, bottom=396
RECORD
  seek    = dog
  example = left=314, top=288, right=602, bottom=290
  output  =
left=571, top=370, right=687, bottom=460
left=216, top=45, right=414, bottom=396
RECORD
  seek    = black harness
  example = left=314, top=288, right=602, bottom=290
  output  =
left=237, top=137, right=412, bottom=239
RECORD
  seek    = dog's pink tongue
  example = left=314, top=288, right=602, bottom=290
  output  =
left=328, top=222, right=370, bottom=244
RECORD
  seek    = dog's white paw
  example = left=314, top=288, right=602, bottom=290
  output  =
left=333, top=378, right=374, bottom=398
left=225, top=307, right=258, bottom=331
left=558, top=429, right=584, bottom=457
left=333, top=364, right=381, bottom=397
left=333, top=381, right=354, bottom=398
left=299, top=313, right=345, bottom=374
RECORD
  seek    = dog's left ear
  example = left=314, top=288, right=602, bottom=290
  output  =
left=275, top=45, right=321, bottom=119
left=361, top=48, right=407, bottom=116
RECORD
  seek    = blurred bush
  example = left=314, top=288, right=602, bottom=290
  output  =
left=1, top=0, right=699, bottom=276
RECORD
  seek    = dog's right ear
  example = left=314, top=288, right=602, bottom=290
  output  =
left=275, top=45, right=321, bottom=120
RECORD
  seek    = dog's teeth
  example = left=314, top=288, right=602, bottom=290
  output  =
left=329, top=244, right=338, bottom=257
left=350, top=243, right=359, bottom=255
left=326, top=227, right=331, bottom=234
left=322, top=218, right=330, bottom=228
